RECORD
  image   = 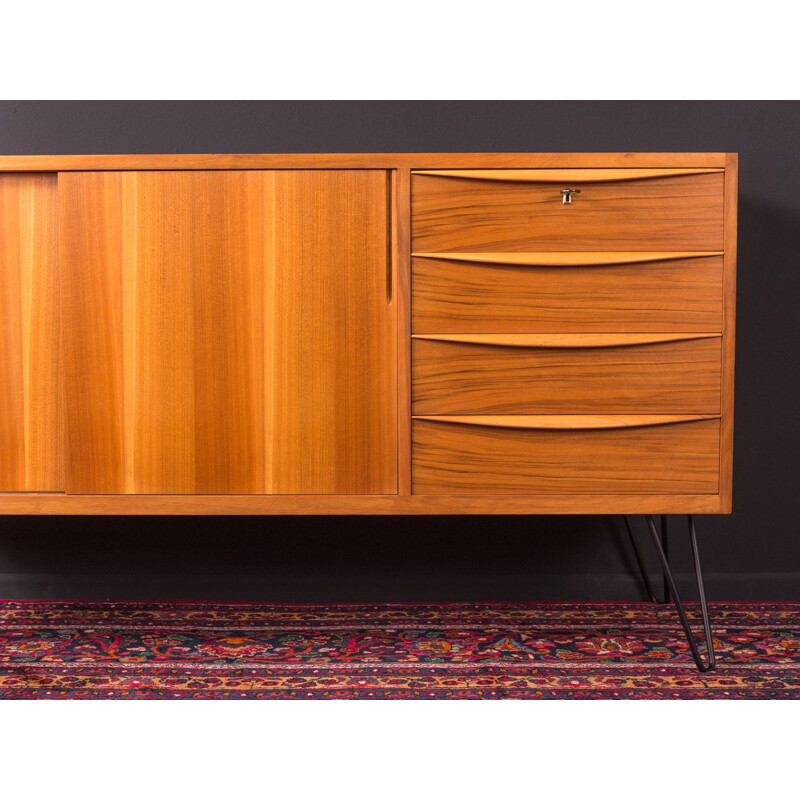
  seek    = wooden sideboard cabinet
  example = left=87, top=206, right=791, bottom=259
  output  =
left=0, top=153, right=736, bottom=670
left=0, top=153, right=736, bottom=516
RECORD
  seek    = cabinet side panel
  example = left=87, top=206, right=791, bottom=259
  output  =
left=269, top=171, right=397, bottom=494
left=720, top=155, right=738, bottom=512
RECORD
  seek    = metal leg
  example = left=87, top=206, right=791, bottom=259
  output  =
left=623, top=516, right=657, bottom=602
left=661, top=514, right=670, bottom=604
left=644, top=514, right=716, bottom=672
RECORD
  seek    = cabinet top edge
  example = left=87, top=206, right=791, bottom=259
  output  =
left=0, top=152, right=733, bottom=172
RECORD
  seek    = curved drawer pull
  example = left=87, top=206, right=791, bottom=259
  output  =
left=412, top=333, right=722, bottom=349
left=411, top=251, right=723, bottom=266
left=412, top=168, right=724, bottom=183
left=413, top=415, right=720, bottom=431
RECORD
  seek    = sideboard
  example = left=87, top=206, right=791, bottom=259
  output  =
left=0, top=152, right=737, bottom=670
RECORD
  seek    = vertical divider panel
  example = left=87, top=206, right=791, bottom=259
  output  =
left=395, top=168, right=412, bottom=495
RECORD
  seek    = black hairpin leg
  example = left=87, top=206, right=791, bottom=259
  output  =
left=644, top=514, right=716, bottom=672
left=623, top=515, right=657, bottom=602
left=660, top=514, right=670, bottom=604
left=624, top=514, right=673, bottom=604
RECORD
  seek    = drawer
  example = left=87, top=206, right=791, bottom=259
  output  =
left=412, top=416, right=720, bottom=494
left=412, top=334, right=722, bottom=415
left=412, top=253, right=723, bottom=333
left=411, top=169, right=724, bottom=252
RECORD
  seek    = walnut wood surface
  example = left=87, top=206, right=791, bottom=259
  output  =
left=0, top=153, right=729, bottom=172
left=412, top=251, right=723, bottom=266
left=60, top=170, right=396, bottom=495
left=412, top=172, right=724, bottom=252
left=412, top=255, right=723, bottom=333
left=412, top=168, right=723, bottom=182
left=0, top=492, right=726, bottom=515
left=412, top=333, right=719, bottom=347
left=0, top=173, right=62, bottom=491
left=412, top=418, right=720, bottom=494
left=267, top=171, right=396, bottom=495
left=412, top=336, right=722, bottom=414
left=0, top=152, right=736, bottom=514
left=394, top=169, right=412, bottom=495
left=413, top=414, right=718, bottom=430
left=720, top=154, right=738, bottom=512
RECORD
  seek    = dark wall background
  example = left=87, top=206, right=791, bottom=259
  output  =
left=1, top=101, right=798, bottom=601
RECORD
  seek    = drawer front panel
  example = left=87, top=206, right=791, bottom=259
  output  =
left=411, top=171, right=724, bottom=252
left=412, top=335, right=722, bottom=415
left=412, top=417, right=720, bottom=494
left=412, top=255, right=723, bottom=333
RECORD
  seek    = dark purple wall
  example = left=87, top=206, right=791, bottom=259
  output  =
left=1, top=101, right=798, bottom=600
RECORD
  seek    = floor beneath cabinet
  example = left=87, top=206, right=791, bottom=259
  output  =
left=1, top=601, right=797, bottom=699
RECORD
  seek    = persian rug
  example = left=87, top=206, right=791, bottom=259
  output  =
left=0, top=601, right=798, bottom=699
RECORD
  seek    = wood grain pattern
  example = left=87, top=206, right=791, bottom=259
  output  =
left=412, top=168, right=723, bottom=182
left=0, top=153, right=729, bottom=172
left=61, top=173, right=127, bottom=493
left=413, top=415, right=719, bottom=430
left=412, top=251, right=723, bottom=266
left=0, top=173, right=62, bottom=491
left=412, top=418, right=720, bottom=494
left=412, top=255, right=723, bottom=333
left=268, top=171, right=396, bottom=494
left=412, top=336, right=722, bottom=414
left=0, top=152, right=736, bottom=514
left=394, top=169, right=412, bottom=495
left=191, top=172, right=266, bottom=493
left=720, top=154, right=738, bottom=512
left=412, top=172, right=725, bottom=252
left=60, top=170, right=396, bottom=495
left=412, top=333, right=720, bottom=347
left=0, top=492, right=726, bottom=515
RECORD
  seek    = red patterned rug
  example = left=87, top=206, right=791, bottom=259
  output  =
left=1, top=601, right=798, bottom=699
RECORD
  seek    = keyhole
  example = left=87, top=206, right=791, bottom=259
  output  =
left=560, top=188, right=581, bottom=205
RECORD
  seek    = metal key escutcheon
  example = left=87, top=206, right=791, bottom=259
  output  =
left=560, top=188, right=581, bottom=204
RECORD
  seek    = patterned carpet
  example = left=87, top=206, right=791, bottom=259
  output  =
left=0, top=601, right=798, bottom=699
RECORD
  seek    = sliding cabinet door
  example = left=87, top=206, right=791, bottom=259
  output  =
left=60, top=170, right=396, bottom=494
left=0, top=173, right=62, bottom=491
